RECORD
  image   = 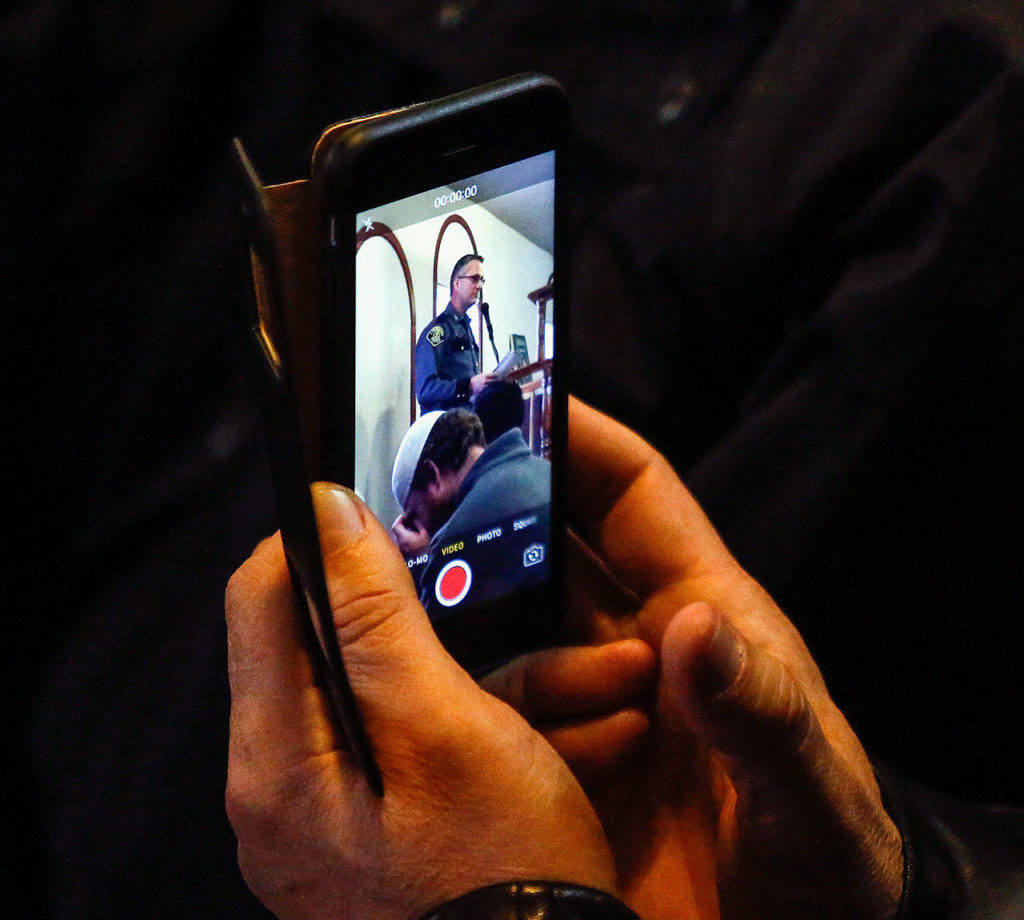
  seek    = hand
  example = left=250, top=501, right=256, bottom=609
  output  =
left=391, top=511, right=430, bottom=557
left=485, top=399, right=904, bottom=920
left=225, top=483, right=617, bottom=920
left=470, top=372, right=495, bottom=395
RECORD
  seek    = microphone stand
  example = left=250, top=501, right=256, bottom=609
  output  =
left=479, top=299, right=500, bottom=364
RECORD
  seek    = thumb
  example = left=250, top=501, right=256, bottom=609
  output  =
left=661, top=601, right=830, bottom=902
left=661, top=602, right=819, bottom=770
left=311, top=482, right=477, bottom=725
left=661, top=603, right=903, bottom=920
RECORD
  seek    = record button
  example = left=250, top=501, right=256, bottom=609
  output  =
left=435, top=559, right=473, bottom=607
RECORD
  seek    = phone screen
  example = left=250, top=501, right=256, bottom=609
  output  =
left=350, top=150, right=558, bottom=660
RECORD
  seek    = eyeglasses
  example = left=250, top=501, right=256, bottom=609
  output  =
left=456, top=273, right=485, bottom=284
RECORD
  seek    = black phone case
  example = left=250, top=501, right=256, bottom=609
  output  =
left=232, top=138, right=383, bottom=796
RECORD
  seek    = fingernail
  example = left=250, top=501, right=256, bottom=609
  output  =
left=693, top=609, right=746, bottom=700
left=311, top=482, right=366, bottom=548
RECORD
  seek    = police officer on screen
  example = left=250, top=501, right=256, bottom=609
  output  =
left=415, top=253, right=494, bottom=412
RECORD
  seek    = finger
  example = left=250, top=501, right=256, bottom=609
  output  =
left=543, top=709, right=652, bottom=784
left=482, top=641, right=656, bottom=789
left=568, top=397, right=736, bottom=596
left=390, top=519, right=413, bottom=550
left=481, top=639, right=657, bottom=725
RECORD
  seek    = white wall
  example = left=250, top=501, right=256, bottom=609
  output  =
left=353, top=235, right=413, bottom=518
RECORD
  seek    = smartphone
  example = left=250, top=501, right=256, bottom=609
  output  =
left=312, top=74, right=570, bottom=673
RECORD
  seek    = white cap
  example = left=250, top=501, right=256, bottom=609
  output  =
left=391, top=411, right=444, bottom=509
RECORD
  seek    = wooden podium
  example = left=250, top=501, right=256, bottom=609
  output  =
left=509, top=279, right=555, bottom=456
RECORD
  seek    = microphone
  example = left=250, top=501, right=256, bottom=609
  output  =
left=479, top=300, right=500, bottom=364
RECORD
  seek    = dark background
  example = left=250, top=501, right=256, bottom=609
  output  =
left=6, top=1, right=1024, bottom=917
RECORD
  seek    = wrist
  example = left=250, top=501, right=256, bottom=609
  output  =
left=418, top=882, right=642, bottom=920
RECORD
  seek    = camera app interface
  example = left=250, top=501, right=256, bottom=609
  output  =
left=354, top=152, right=556, bottom=623
left=354, top=152, right=557, bottom=622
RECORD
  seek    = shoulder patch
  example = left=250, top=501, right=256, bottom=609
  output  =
left=427, top=326, right=445, bottom=347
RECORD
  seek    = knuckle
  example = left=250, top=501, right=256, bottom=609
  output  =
left=225, top=758, right=325, bottom=843
left=225, top=768, right=281, bottom=841
left=331, top=582, right=420, bottom=647
left=226, top=537, right=288, bottom=610
left=480, top=659, right=528, bottom=714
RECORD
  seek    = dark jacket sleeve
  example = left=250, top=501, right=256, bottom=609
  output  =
left=667, top=8, right=1024, bottom=804
left=876, top=766, right=1024, bottom=919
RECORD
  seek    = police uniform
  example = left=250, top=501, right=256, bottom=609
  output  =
left=415, top=303, right=480, bottom=412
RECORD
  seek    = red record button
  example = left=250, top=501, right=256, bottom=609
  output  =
left=435, top=559, right=473, bottom=607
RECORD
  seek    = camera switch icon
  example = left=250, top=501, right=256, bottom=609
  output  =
left=522, top=543, right=545, bottom=568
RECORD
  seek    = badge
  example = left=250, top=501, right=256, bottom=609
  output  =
left=427, top=326, right=445, bottom=347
